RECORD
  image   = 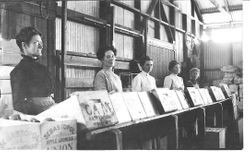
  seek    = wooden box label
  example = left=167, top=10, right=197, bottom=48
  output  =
left=76, top=91, right=118, bottom=129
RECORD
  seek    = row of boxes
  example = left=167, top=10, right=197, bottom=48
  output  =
left=37, top=84, right=232, bottom=131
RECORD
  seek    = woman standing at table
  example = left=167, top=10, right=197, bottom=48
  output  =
left=10, top=26, right=55, bottom=115
left=93, top=46, right=123, bottom=93
left=163, top=60, right=184, bottom=90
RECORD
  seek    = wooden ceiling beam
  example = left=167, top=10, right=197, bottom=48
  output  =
left=207, top=0, right=231, bottom=17
left=191, top=0, right=203, bottom=22
left=200, top=4, right=242, bottom=14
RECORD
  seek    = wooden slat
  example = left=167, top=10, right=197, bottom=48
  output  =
left=0, top=2, right=56, bottom=19
left=65, top=77, right=93, bottom=88
left=64, top=55, right=130, bottom=70
left=57, top=6, right=107, bottom=28
left=147, top=38, right=174, bottom=50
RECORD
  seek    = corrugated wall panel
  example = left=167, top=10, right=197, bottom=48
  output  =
left=114, top=33, right=134, bottom=60
left=160, top=25, right=169, bottom=42
left=203, top=42, right=231, bottom=69
left=232, top=42, right=243, bottom=68
left=204, top=70, right=223, bottom=82
left=114, top=0, right=134, bottom=29
left=114, top=33, right=124, bottom=58
left=57, top=1, right=99, bottom=17
left=147, top=43, right=175, bottom=86
left=175, top=31, right=183, bottom=62
left=203, top=41, right=243, bottom=83
left=195, top=21, right=200, bottom=37
left=56, top=18, right=99, bottom=54
left=115, top=5, right=124, bottom=25
left=175, top=9, right=182, bottom=29
left=148, top=20, right=155, bottom=38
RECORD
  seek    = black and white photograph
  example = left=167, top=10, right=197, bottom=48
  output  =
left=0, top=0, right=246, bottom=151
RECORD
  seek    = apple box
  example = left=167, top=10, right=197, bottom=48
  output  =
left=0, top=118, right=77, bottom=150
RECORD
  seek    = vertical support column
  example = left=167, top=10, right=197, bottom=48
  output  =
left=169, top=0, right=175, bottom=42
left=60, top=0, right=67, bottom=101
left=144, top=20, right=148, bottom=57
left=110, top=6, right=115, bottom=47
left=155, top=0, right=160, bottom=39
left=200, top=28, right=205, bottom=84
left=173, top=115, right=179, bottom=149
left=182, top=13, right=187, bottom=61
left=134, top=0, right=144, bottom=60
left=46, top=1, right=57, bottom=102
left=109, top=129, right=123, bottom=150
left=191, top=19, right=196, bottom=35
left=99, top=0, right=113, bottom=47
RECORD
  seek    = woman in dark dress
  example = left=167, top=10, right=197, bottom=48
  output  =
left=10, top=26, right=55, bottom=115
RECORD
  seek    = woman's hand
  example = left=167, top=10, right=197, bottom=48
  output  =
left=109, top=90, right=116, bottom=95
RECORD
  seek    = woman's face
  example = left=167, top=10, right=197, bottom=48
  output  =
left=191, top=70, right=200, bottom=80
left=23, top=34, right=43, bottom=58
left=142, top=60, right=153, bottom=73
left=171, top=64, right=181, bottom=74
left=102, top=50, right=116, bottom=68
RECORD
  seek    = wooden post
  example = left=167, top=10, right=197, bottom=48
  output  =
left=144, top=19, right=148, bottom=57
left=60, top=0, right=67, bottom=101
left=200, top=25, right=205, bottom=83
left=192, top=19, right=196, bottom=35
left=110, top=6, right=115, bottom=47
left=46, top=1, right=57, bottom=102
left=99, top=0, right=112, bottom=47
left=155, top=0, right=160, bottom=39
left=169, top=0, right=175, bottom=42
left=182, top=13, right=187, bottom=61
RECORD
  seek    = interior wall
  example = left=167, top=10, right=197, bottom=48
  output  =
left=202, top=30, right=243, bottom=85
left=0, top=2, right=51, bottom=66
left=1, top=0, right=204, bottom=100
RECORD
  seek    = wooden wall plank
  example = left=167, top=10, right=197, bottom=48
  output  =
left=56, top=19, right=100, bottom=54
left=147, top=20, right=155, bottom=38
left=147, top=39, right=175, bottom=86
left=175, top=31, right=184, bottom=62
left=64, top=55, right=130, bottom=70
left=58, top=1, right=100, bottom=18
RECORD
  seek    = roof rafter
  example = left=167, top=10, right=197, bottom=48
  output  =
left=207, top=0, right=231, bottom=18
left=200, top=4, right=242, bottom=14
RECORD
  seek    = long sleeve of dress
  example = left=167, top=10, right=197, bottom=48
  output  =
left=163, top=76, right=172, bottom=89
left=131, top=75, right=142, bottom=92
left=94, top=71, right=107, bottom=91
left=10, top=69, right=32, bottom=114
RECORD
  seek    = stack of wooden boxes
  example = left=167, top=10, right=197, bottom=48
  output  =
left=0, top=66, right=14, bottom=117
